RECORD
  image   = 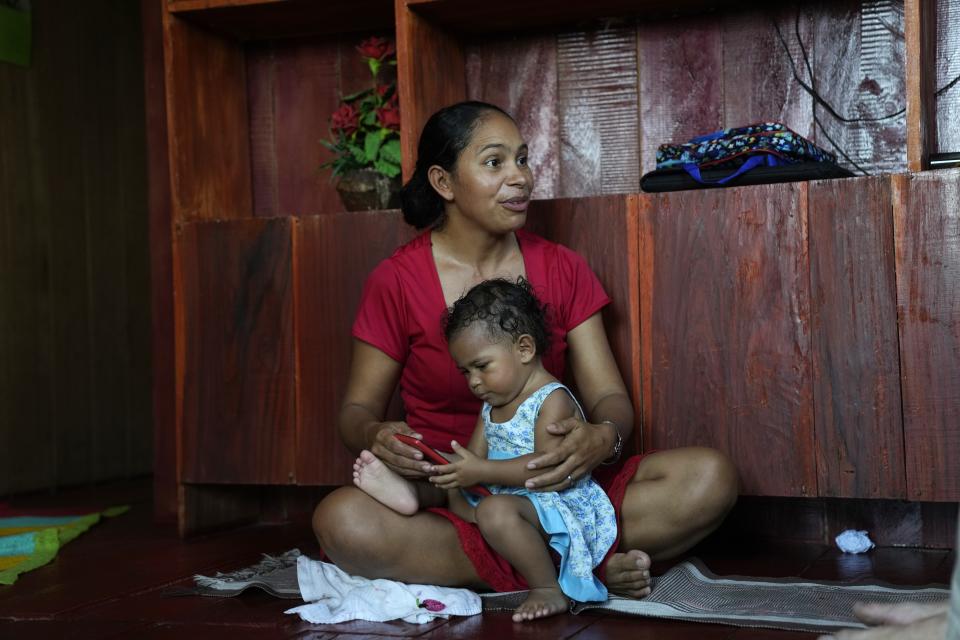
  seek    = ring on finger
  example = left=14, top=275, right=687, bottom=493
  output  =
left=566, top=474, right=574, bottom=484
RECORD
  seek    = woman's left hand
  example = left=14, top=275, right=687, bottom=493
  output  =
left=523, top=417, right=614, bottom=492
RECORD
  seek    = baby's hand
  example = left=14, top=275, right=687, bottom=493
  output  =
left=429, top=441, right=484, bottom=489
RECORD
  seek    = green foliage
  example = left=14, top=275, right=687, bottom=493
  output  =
left=321, top=39, right=401, bottom=181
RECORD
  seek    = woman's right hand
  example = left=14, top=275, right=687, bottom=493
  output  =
left=368, top=422, right=433, bottom=478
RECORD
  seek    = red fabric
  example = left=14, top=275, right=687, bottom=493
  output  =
left=352, top=229, right=611, bottom=453
left=428, top=454, right=645, bottom=592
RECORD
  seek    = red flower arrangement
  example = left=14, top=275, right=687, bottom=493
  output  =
left=322, top=37, right=401, bottom=179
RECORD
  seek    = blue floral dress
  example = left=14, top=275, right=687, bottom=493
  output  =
left=464, top=382, right=617, bottom=602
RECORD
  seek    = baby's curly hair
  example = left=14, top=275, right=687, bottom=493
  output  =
left=443, top=277, right=550, bottom=355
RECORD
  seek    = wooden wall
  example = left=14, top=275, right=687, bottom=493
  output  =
left=152, top=0, right=960, bottom=532
left=463, top=0, right=916, bottom=194
left=0, top=0, right=152, bottom=496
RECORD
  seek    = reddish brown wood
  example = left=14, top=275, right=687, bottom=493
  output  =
left=524, top=196, right=642, bottom=454
left=684, top=539, right=829, bottom=582
left=710, top=496, right=827, bottom=546
left=812, top=0, right=907, bottom=175
left=647, top=184, right=816, bottom=497
left=247, top=36, right=386, bottom=218
left=0, top=491, right=309, bottom=617
left=823, top=499, right=922, bottom=547
left=637, top=195, right=655, bottom=451
left=179, top=219, right=296, bottom=485
left=168, top=0, right=395, bottom=41
left=271, top=40, right=342, bottom=216
left=922, top=502, right=960, bottom=549
left=906, top=0, right=938, bottom=170
left=893, top=170, right=960, bottom=501
left=808, top=176, right=904, bottom=499
left=802, top=547, right=950, bottom=586
left=427, top=610, right=601, bottom=639
left=465, top=34, right=560, bottom=199
left=246, top=44, right=280, bottom=218
left=169, top=0, right=291, bottom=8
left=396, top=0, right=466, bottom=180
left=936, top=1, right=960, bottom=154
left=722, top=7, right=813, bottom=138
left=163, top=10, right=252, bottom=221
left=556, top=26, right=639, bottom=197
left=0, top=621, right=150, bottom=639
left=637, top=14, right=723, bottom=176
left=2, top=479, right=955, bottom=640
left=295, top=211, right=416, bottom=485
left=406, top=0, right=743, bottom=34
left=179, top=484, right=260, bottom=537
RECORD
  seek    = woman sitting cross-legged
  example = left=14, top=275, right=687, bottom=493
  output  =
left=312, top=100, right=739, bottom=599
left=354, top=277, right=620, bottom=621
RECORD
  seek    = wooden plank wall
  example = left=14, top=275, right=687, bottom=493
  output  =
left=937, top=0, right=960, bottom=154
left=640, top=184, right=817, bottom=497
left=179, top=219, right=297, bottom=485
left=156, top=1, right=960, bottom=531
left=247, top=37, right=384, bottom=218
left=162, top=11, right=251, bottom=222
left=0, top=0, right=152, bottom=496
left=462, top=1, right=911, bottom=188
left=894, top=169, right=960, bottom=502
left=296, top=212, right=416, bottom=485
left=808, top=177, right=904, bottom=499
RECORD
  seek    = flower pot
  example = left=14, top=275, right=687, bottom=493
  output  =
left=335, top=169, right=401, bottom=212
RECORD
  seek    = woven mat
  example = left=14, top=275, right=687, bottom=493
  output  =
left=484, top=558, right=950, bottom=633
left=181, top=551, right=950, bottom=632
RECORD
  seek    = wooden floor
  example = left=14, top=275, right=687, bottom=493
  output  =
left=0, top=479, right=954, bottom=640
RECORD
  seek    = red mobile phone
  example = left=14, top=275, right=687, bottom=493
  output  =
left=394, top=434, right=491, bottom=497
left=394, top=433, right=449, bottom=465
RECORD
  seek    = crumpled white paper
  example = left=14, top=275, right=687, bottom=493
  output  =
left=835, top=529, right=875, bottom=554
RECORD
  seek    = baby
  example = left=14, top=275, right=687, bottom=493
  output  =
left=352, top=278, right=617, bottom=621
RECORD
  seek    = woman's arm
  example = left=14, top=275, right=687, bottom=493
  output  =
left=524, top=313, right=635, bottom=491
left=339, top=340, right=431, bottom=478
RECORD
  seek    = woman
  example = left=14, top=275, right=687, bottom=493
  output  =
left=312, top=101, right=738, bottom=597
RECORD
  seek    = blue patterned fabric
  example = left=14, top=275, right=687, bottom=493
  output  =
left=464, top=382, right=617, bottom=603
left=656, top=122, right=836, bottom=171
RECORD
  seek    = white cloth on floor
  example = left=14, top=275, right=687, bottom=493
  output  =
left=284, top=555, right=482, bottom=624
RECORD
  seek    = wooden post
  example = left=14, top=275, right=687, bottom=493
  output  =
left=905, top=0, right=937, bottom=171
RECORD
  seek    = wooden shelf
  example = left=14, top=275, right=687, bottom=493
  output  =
left=405, top=0, right=736, bottom=34
left=168, top=0, right=395, bottom=41
left=147, top=0, right=960, bottom=530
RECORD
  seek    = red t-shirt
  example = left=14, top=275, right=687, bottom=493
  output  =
left=352, top=229, right=611, bottom=452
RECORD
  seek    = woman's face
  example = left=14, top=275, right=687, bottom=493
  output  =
left=443, top=112, right=534, bottom=234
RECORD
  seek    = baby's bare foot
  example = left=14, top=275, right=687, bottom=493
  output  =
left=604, top=549, right=652, bottom=598
left=352, top=450, right=419, bottom=515
left=512, top=587, right=569, bottom=622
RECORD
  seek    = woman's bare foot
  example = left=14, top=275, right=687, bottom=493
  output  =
left=604, top=549, right=652, bottom=598
left=512, top=587, right=569, bottom=622
left=352, top=450, right=419, bottom=515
